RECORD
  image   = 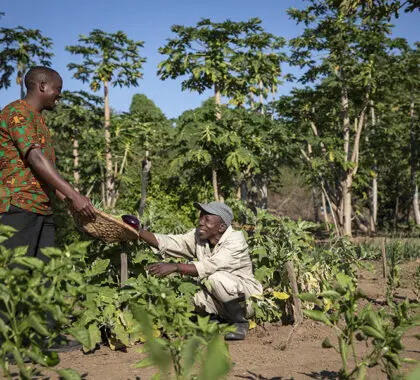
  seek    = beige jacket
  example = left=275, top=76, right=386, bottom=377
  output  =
left=154, top=226, right=263, bottom=296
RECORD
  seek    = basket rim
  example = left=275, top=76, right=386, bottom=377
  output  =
left=93, top=209, right=139, bottom=237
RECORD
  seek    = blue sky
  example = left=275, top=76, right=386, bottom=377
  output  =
left=1, top=0, right=418, bottom=119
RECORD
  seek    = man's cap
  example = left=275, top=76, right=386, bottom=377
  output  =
left=193, top=201, right=234, bottom=226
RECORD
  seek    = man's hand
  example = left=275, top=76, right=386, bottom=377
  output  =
left=69, top=193, right=96, bottom=221
left=147, top=263, right=178, bottom=278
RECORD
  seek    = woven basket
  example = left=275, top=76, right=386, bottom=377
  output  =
left=71, top=208, right=139, bottom=244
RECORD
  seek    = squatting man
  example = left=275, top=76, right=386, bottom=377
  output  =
left=138, top=201, right=263, bottom=341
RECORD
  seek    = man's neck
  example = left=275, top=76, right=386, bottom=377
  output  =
left=23, top=95, right=43, bottom=113
left=208, top=233, right=223, bottom=247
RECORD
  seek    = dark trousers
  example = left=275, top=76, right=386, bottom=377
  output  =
left=0, top=205, right=55, bottom=262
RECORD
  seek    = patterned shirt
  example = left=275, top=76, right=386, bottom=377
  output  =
left=0, top=100, right=56, bottom=215
left=154, top=226, right=263, bottom=296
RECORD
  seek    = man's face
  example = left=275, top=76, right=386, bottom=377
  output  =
left=198, top=211, right=226, bottom=241
left=42, top=75, right=63, bottom=111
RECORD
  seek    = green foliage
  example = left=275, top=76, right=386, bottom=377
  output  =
left=158, top=17, right=285, bottom=105
left=0, top=26, right=53, bottom=92
left=66, top=29, right=145, bottom=91
left=131, top=305, right=231, bottom=379
left=0, top=225, right=84, bottom=379
left=300, top=271, right=420, bottom=379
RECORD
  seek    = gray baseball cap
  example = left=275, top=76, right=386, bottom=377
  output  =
left=193, top=201, right=234, bottom=226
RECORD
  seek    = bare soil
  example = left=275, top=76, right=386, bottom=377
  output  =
left=5, top=260, right=420, bottom=380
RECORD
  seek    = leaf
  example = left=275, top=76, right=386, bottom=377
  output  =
left=0, top=317, right=11, bottom=335
left=364, top=311, right=384, bottom=334
left=318, top=290, right=341, bottom=299
left=407, top=365, right=420, bottom=380
left=272, top=291, right=289, bottom=300
left=86, top=259, right=110, bottom=277
left=336, top=272, right=353, bottom=290
left=130, top=305, right=171, bottom=372
left=182, top=335, right=204, bottom=377
left=249, top=320, right=257, bottom=330
left=322, top=337, right=334, bottom=348
left=68, top=324, right=101, bottom=351
left=359, top=326, right=384, bottom=340
left=298, top=293, right=318, bottom=303
left=136, top=356, right=155, bottom=368
left=199, top=335, right=231, bottom=380
left=303, top=310, right=332, bottom=326
left=28, top=313, right=50, bottom=336
left=55, top=368, right=82, bottom=380
left=12, top=256, right=44, bottom=270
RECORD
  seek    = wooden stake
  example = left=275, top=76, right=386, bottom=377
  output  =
left=380, top=237, right=387, bottom=278
left=285, top=261, right=303, bottom=324
left=120, top=243, right=128, bottom=287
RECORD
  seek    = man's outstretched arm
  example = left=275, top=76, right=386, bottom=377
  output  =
left=27, top=148, right=95, bottom=220
left=147, top=262, right=198, bottom=277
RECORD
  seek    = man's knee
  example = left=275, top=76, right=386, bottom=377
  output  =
left=207, top=271, right=244, bottom=303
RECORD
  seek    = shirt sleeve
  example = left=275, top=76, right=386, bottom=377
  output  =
left=154, top=229, right=197, bottom=260
left=7, top=107, right=41, bottom=158
left=193, top=235, right=249, bottom=280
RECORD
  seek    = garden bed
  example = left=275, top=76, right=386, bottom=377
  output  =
left=11, top=260, right=418, bottom=380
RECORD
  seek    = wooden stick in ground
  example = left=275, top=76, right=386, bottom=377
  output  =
left=285, top=261, right=303, bottom=324
left=120, top=243, right=128, bottom=287
left=380, top=237, right=387, bottom=278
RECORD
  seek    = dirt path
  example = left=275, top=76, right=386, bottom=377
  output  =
left=5, top=261, right=420, bottom=379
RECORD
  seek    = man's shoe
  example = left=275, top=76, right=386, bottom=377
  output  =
left=224, top=321, right=249, bottom=341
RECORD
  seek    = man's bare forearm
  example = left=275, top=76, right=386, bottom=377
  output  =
left=27, top=148, right=96, bottom=219
left=138, top=229, right=159, bottom=249
left=177, top=263, right=198, bottom=276
left=27, top=148, right=78, bottom=200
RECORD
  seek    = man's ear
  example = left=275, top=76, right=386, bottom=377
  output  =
left=39, top=81, right=46, bottom=92
left=219, top=223, right=228, bottom=233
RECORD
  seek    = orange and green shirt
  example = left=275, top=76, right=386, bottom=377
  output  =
left=0, top=100, right=56, bottom=215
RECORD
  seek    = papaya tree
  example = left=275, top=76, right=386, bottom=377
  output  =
left=0, top=26, right=53, bottom=99
left=158, top=18, right=286, bottom=201
left=288, top=0, right=395, bottom=236
left=66, top=30, right=146, bottom=208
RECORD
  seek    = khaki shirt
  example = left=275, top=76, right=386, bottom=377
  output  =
left=154, top=226, right=263, bottom=296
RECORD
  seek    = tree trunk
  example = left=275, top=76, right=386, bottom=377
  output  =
left=259, top=80, right=264, bottom=115
left=240, top=179, right=247, bottom=202
left=138, top=151, right=151, bottom=218
left=212, top=84, right=221, bottom=202
left=370, top=176, right=378, bottom=232
left=321, top=190, right=330, bottom=231
left=369, top=100, right=378, bottom=233
left=104, top=81, right=114, bottom=208
left=285, top=261, right=303, bottom=325
left=393, top=195, right=399, bottom=233
left=260, top=178, right=268, bottom=209
left=410, top=89, right=420, bottom=225
left=312, top=187, right=319, bottom=223
left=340, top=87, right=368, bottom=237
left=73, top=128, right=80, bottom=191
left=342, top=176, right=353, bottom=236
left=17, top=60, right=26, bottom=100
left=341, top=87, right=353, bottom=236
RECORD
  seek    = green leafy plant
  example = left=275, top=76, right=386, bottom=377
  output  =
left=0, top=225, right=84, bottom=379
left=300, top=272, right=420, bottom=379
left=131, top=305, right=231, bottom=379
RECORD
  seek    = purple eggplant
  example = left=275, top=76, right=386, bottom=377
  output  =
left=121, top=214, right=140, bottom=231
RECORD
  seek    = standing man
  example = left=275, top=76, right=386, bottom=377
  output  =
left=0, top=66, right=95, bottom=260
left=139, top=201, right=263, bottom=341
